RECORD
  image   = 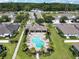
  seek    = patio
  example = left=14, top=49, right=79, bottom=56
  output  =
left=26, top=32, right=49, bottom=51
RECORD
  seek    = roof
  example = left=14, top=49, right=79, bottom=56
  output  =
left=0, top=23, right=19, bottom=35
left=6, top=23, right=19, bottom=33
left=26, top=23, right=47, bottom=31
left=72, top=44, right=79, bottom=52
left=29, top=12, right=35, bottom=19
left=56, top=23, right=79, bottom=35
left=0, top=24, right=10, bottom=34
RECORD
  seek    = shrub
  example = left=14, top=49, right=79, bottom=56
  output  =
left=44, top=16, right=55, bottom=23
left=60, top=16, right=68, bottom=23
left=0, top=15, right=10, bottom=22
left=35, top=18, right=44, bottom=23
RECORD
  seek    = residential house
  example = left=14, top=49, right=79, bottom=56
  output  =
left=56, top=23, right=79, bottom=38
left=0, top=23, right=19, bottom=37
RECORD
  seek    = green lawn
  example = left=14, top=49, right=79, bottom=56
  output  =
left=3, top=43, right=16, bottom=59
left=16, top=35, right=35, bottom=59
left=3, top=27, right=23, bottom=59
left=1, top=27, right=24, bottom=59
left=43, top=13, right=58, bottom=17
left=0, top=19, right=27, bottom=59
left=16, top=24, right=75, bottom=59
left=43, top=12, right=79, bottom=17
left=40, top=24, right=75, bottom=59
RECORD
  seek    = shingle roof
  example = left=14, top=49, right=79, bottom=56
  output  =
left=56, top=23, right=79, bottom=35
left=6, top=23, right=19, bottom=33
left=0, top=24, right=10, bottom=34
left=26, top=23, right=47, bottom=31
left=0, top=23, right=19, bottom=35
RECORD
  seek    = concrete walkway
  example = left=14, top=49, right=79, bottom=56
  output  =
left=36, top=53, right=40, bottom=59
left=12, top=28, right=25, bottom=59
left=0, top=40, right=10, bottom=43
left=11, top=19, right=15, bottom=23
left=76, top=57, right=79, bottom=59
left=64, top=40, right=79, bottom=43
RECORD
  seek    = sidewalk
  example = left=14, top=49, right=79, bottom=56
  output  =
left=12, top=28, right=25, bottom=59
left=0, top=40, right=9, bottom=43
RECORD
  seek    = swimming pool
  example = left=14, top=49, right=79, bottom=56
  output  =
left=32, top=36, right=44, bottom=48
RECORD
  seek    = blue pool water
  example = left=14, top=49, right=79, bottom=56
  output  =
left=32, top=36, right=44, bottom=48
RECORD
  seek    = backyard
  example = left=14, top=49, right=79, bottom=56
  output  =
left=40, top=24, right=75, bottom=59
left=0, top=18, right=27, bottom=59
left=16, top=24, right=75, bottom=59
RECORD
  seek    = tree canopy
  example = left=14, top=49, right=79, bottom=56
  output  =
left=15, top=12, right=29, bottom=23
left=0, top=15, right=11, bottom=22
left=60, top=16, right=68, bottom=23
left=0, top=3, right=78, bottom=11
left=44, top=16, right=55, bottom=23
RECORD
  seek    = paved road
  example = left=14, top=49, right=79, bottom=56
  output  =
left=12, top=28, right=25, bottom=59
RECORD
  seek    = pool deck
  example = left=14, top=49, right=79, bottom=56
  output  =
left=26, top=32, right=50, bottom=51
